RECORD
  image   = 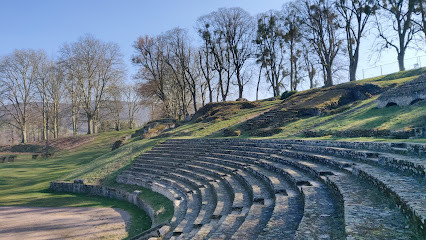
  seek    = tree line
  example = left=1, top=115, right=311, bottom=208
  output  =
left=0, top=36, right=142, bottom=143
left=0, top=0, right=424, bottom=143
left=133, top=0, right=425, bottom=119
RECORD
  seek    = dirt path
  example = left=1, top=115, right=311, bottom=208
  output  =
left=0, top=206, right=130, bottom=240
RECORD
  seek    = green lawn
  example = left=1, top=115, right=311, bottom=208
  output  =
left=64, top=137, right=174, bottom=225
left=0, top=130, right=172, bottom=239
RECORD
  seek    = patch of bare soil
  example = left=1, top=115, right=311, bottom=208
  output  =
left=0, top=207, right=130, bottom=240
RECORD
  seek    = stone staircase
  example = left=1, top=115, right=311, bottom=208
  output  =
left=242, top=107, right=300, bottom=131
left=118, top=139, right=426, bottom=239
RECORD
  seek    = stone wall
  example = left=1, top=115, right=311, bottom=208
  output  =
left=49, top=180, right=157, bottom=227
left=377, top=74, right=426, bottom=108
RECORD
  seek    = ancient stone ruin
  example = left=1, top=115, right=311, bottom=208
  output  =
left=114, top=138, right=426, bottom=239
left=377, top=74, right=426, bottom=108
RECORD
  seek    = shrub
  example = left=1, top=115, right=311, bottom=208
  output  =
left=250, top=127, right=282, bottom=137
left=280, top=91, right=297, bottom=100
left=241, top=101, right=259, bottom=109
left=223, top=128, right=241, bottom=137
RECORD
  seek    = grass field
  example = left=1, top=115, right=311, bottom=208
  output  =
left=0, top=130, right=171, bottom=239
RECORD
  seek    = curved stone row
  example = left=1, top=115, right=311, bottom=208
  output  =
left=119, top=138, right=425, bottom=239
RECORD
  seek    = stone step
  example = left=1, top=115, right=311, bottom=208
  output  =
left=278, top=148, right=426, bottom=235
left=261, top=158, right=345, bottom=239
left=135, top=155, right=253, bottom=239
left=270, top=154, right=417, bottom=239
left=133, top=159, right=230, bottom=221
left=218, top=167, right=273, bottom=240
left=129, top=165, right=215, bottom=239
left=164, top=138, right=426, bottom=157
left=121, top=139, right=426, bottom=239
left=154, top=144, right=346, bottom=239
left=280, top=143, right=426, bottom=178
left=168, top=140, right=425, bottom=178
left=204, top=151, right=303, bottom=239
left=137, top=158, right=236, bottom=239
left=248, top=165, right=303, bottom=240
left=391, top=147, right=409, bottom=155
left=199, top=150, right=345, bottom=239
left=125, top=168, right=203, bottom=237
left=118, top=172, right=189, bottom=230
left=137, top=155, right=252, bottom=207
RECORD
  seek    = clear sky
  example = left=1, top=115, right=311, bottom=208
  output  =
left=0, top=1, right=283, bottom=77
left=1, top=0, right=424, bottom=98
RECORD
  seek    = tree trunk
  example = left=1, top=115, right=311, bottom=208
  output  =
left=236, top=69, right=243, bottom=99
left=53, top=102, right=59, bottom=138
left=72, top=106, right=78, bottom=136
left=290, top=42, right=294, bottom=90
left=192, top=93, right=198, bottom=112
left=42, top=107, right=47, bottom=141
left=349, top=58, right=357, bottom=82
left=208, top=84, right=213, bottom=103
left=398, top=51, right=405, bottom=71
left=129, top=118, right=134, bottom=129
left=92, top=118, right=97, bottom=134
left=87, top=114, right=93, bottom=134
left=275, top=84, right=280, bottom=97
left=325, top=66, right=333, bottom=87
left=256, top=68, right=262, bottom=101
left=21, top=124, right=27, bottom=143
left=115, top=120, right=120, bottom=131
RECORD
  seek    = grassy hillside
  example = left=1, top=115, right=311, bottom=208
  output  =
left=163, top=99, right=280, bottom=138
left=175, top=68, right=426, bottom=142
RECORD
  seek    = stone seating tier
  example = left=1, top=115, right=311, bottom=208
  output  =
left=118, top=138, right=425, bottom=239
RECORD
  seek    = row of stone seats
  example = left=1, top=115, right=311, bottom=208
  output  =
left=165, top=139, right=424, bottom=239
left=118, top=138, right=425, bottom=239
left=159, top=141, right=346, bottom=239
left=138, top=151, right=271, bottom=240
left=120, top=140, right=335, bottom=239
left=199, top=138, right=426, bottom=233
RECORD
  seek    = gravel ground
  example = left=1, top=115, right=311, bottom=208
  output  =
left=0, top=206, right=130, bottom=240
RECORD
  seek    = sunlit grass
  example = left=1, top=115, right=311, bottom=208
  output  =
left=0, top=130, right=172, bottom=238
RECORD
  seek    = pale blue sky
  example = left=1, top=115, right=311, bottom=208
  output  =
left=1, top=0, right=424, bottom=98
left=0, top=1, right=283, bottom=77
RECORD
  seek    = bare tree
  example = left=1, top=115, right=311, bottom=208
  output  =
left=185, top=49, right=202, bottom=112
left=60, top=35, right=124, bottom=134
left=303, top=0, right=343, bottom=87
left=255, top=10, right=286, bottom=97
left=123, top=84, right=141, bottom=129
left=35, top=53, right=51, bottom=140
left=303, top=44, right=318, bottom=89
left=133, top=35, right=170, bottom=115
left=61, top=62, right=81, bottom=136
left=216, top=8, right=254, bottom=98
left=137, top=81, right=163, bottom=120
left=164, top=28, right=193, bottom=118
left=106, top=83, right=123, bottom=131
left=47, top=64, right=65, bottom=138
left=336, top=0, right=377, bottom=81
left=198, top=10, right=235, bottom=101
left=196, top=20, right=216, bottom=103
left=412, top=0, right=425, bottom=39
left=375, top=0, right=421, bottom=71
left=283, top=3, right=304, bottom=90
left=0, top=50, right=42, bottom=143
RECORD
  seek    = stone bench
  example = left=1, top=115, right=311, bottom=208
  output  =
left=278, top=148, right=426, bottom=235
left=119, top=138, right=426, bottom=239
